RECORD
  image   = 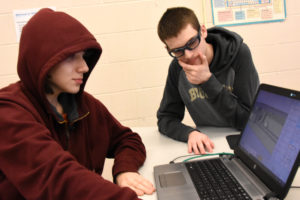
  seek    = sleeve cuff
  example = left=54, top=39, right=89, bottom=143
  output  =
left=200, top=74, right=223, bottom=99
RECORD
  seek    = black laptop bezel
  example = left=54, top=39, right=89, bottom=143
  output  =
left=234, top=83, right=300, bottom=199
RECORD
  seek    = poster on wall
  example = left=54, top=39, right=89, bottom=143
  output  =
left=13, top=7, right=56, bottom=42
left=211, top=0, right=286, bottom=26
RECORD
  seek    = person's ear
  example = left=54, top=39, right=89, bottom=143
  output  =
left=200, top=25, right=208, bottom=39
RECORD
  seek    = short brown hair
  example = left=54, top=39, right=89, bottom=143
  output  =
left=157, top=7, right=200, bottom=43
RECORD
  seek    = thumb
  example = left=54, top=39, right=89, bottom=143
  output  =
left=178, top=59, right=188, bottom=69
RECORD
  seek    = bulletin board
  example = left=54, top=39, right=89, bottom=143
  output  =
left=211, top=0, right=286, bottom=26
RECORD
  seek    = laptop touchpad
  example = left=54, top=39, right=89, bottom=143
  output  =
left=159, top=171, right=187, bottom=188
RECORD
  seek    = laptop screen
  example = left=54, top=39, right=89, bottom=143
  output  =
left=238, top=87, right=300, bottom=186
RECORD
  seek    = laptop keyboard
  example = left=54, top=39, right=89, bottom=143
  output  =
left=185, top=158, right=251, bottom=200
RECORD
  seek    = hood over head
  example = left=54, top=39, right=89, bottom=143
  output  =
left=17, top=8, right=102, bottom=105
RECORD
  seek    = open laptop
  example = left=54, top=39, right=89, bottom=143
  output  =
left=154, top=83, right=300, bottom=200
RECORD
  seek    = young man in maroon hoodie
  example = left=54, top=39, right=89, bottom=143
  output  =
left=0, top=8, right=155, bottom=199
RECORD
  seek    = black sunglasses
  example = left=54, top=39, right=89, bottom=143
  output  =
left=167, top=30, right=201, bottom=58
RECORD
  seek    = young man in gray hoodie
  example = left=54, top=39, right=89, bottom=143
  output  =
left=157, top=7, right=259, bottom=155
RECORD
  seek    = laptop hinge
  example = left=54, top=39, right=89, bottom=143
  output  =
left=264, top=192, right=280, bottom=200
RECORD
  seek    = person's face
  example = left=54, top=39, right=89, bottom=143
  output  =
left=164, top=24, right=207, bottom=65
left=47, top=51, right=89, bottom=95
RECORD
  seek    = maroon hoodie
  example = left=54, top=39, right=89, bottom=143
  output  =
left=0, top=8, right=145, bottom=200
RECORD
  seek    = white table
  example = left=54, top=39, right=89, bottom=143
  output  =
left=132, top=127, right=300, bottom=200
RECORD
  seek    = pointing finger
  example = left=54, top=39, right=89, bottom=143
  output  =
left=198, top=51, right=208, bottom=66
